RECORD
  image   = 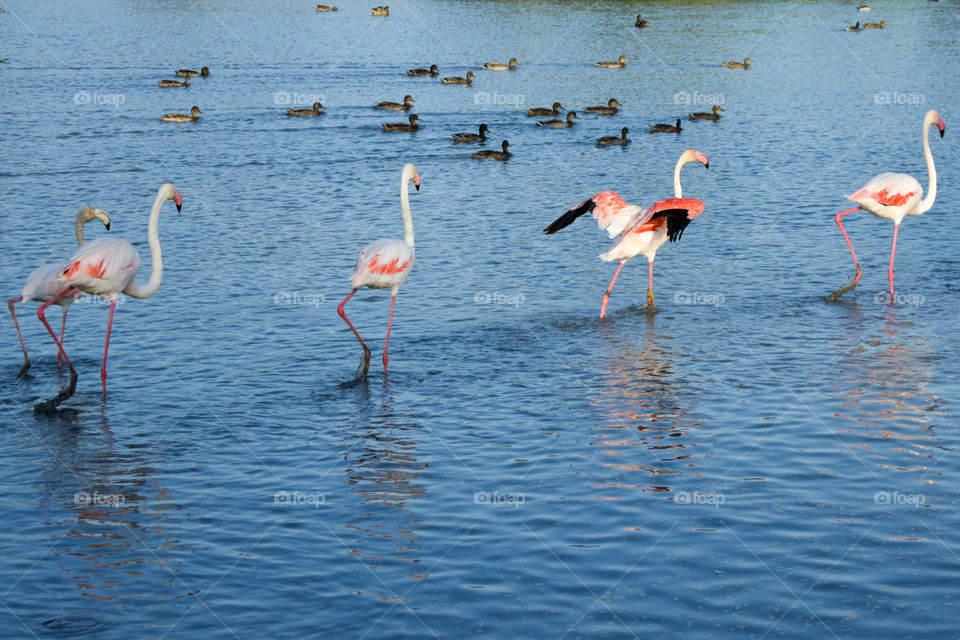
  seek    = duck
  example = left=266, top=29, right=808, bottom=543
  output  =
left=721, top=57, right=752, bottom=69
left=287, top=102, right=325, bottom=116
left=407, top=64, right=438, bottom=77
left=472, top=140, right=511, bottom=161
left=635, top=14, right=649, bottom=28
left=452, top=123, right=490, bottom=143
left=371, top=6, right=389, bottom=15
left=158, top=76, right=189, bottom=88
left=538, top=111, right=580, bottom=128
left=382, top=114, right=421, bottom=132
left=596, top=55, right=629, bottom=68
left=597, top=127, right=630, bottom=147
left=858, top=4, right=872, bottom=10
left=690, top=105, right=724, bottom=121
left=526, top=102, right=564, bottom=117
left=176, top=66, right=209, bottom=77
left=375, top=95, right=415, bottom=111
left=483, top=57, right=518, bottom=71
left=316, top=4, right=338, bottom=10
left=846, top=21, right=860, bottom=31
left=650, top=119, right=682, bottom=133
left=441, top=71, right=475, bottom=85
left=162, top=106, right=203, bottom=122
left=863, top=20, right=885, bottom=28
left=585, top=98, right=621, bottom=116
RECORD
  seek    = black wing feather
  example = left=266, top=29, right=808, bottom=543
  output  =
left=650, top=208, right=693, bottom=242
left=543, top=198, right=597, bottom=234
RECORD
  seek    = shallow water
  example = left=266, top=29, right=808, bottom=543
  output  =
left=1, top=0, right=959, bottom=637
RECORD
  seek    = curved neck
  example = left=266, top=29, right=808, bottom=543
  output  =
left=673, top=157, right=686, bottom=198
left=123, top=191, right=166, bottom=299
left=74, top=215, right=87, bottom=246
left=916, top=120, right=937, bottom=214
left=401, top=174, right=414, bottom=249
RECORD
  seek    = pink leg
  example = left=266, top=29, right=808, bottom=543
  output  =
left=100, top=299, right=116, bottom=397
left=37, top=287, right=78, bottom=395
left=8, top=297, right=30, bottom=376
left=600, top=261, right=626, bottom=318
left=647, top=260, right=655, bottom=306
left=827, top=207, right=863, bottom=300
left=337, top=289, right=371, bottom=379
left=57, top=306, right=68, bottom=367
left=888, top=223, right=899, bottom=299
left=383, top=295, right=397, bottom=375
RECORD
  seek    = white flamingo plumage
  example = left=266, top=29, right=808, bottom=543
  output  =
left=338, top=163, right=420, bottom=381
left=829, top=109, right=945, bottom=301
left=8, top=207, right=111, bottom=376
left=37, top=184, right=182, bottom=397
left=544, top=149, right=709, bottom=316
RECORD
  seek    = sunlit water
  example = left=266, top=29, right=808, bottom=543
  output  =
left=1, top=0, right=959, bottom=637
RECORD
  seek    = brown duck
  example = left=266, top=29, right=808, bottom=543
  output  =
left=473, top=140, right=511, bottom=161
left=382, top=114, right=421, bottom=132
left=650, top=119, right=682, bottom=133
left=538, top=111, right=580, bottom=128
left=453, top=123, right=490, bottom=143
left=585, top=98, right=621, bottom=116
left=375, top=95, right=415, bottom=111
left=526, top=102, right=564, bottom=117
left=690, top=105, right=724, bottom=121
left=407, top=64, right=438, bottom=77
left=441, top=71, right=475, bottom=85
left=597, top=127, right=630, bottom=147
left=287, top=102, right=325, bottom=116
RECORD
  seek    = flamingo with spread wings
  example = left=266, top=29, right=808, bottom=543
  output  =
left=544, top=149, right=709, bottom=316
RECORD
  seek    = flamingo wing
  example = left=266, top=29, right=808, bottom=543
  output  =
left=22, top=262, right=73, bottom=302
left=59, top=236, right=140, bottom=297
left=351, top=238, right=414, bottom=290
left=848, top=172, right=922, bottom=210
left=631, top=198, right=705, bottom=241
left=544, top=191, right=645, bottom=238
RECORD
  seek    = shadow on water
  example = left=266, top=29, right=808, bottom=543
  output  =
left=828, top=303, right=948, bottom=474
left=589, top=312, right=710, bottom=496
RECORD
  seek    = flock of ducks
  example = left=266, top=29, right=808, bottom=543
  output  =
left=156, top=65, right=210, bottom=121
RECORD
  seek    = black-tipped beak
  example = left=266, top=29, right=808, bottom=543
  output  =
left=705, top=161, right=710, bottom=169
left=176, top=203, right=182, bottom=213
left=105, top=222, right=111, bottom=230
left=414, top=183, right=420, bottom=191
left=940, top=127, right=945, bottom=138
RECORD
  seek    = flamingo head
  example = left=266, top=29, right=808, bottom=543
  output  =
left=413, top=173, right=421, bottom=191
left=173, top=189, right=183, bottom=212
left=682, top=149, right=709, bottom=169
left=926, top=110, right=945, bottom=138
left=79, top=206, right=111, bottom=230
left=937, top=117, right=945, bottom=138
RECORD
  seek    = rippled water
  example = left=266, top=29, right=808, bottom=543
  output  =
left=1, top=0, right=959, bottom=637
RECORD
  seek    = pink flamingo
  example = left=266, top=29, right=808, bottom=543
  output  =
left=829, top=109, right=945, bottom=301
left=9, top=207, right=111, bottom=376
left=544, top=148, right=709, bottom=316
left=338, top=163, right=420, bottom=381
left=37, top=184, right=182, bottom=397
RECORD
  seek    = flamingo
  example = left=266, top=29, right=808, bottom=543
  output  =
left=8, top=207, right=111, bottom=376
left=338, top=163, right=420, bottom=381
left=36, top=184, right=182, bottom=397
left=543, top=149, right=709, bottom=316
left=828, top=109, right=944, bottom=301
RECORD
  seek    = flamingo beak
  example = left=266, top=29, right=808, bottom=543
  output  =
left=696, top=151, right=710, bottom=168
left=105, top=222, right=111, bottom=230
left=413, top=174, right=421, bottom=191
left=938, top=118, right=945, bottom=137
left=174, top=190, right=183, bottom=212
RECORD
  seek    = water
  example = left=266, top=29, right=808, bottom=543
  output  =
left=1, top=0, right=958, bottom=637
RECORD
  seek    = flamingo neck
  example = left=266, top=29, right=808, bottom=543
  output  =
left=915, top=118, right=937, bottom=214
left=401, top=173, right=415, bottom=249
left=673, top=157, right=685, bottom=198
left=74, top=214, right=86, bottom=246
left=123, top=189, right=166, bottom=299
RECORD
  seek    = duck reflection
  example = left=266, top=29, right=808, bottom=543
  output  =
left=829, top=304, right=945, bottom=470
left=592, top=315, right=708, bottom=495
left=342, top=385, right=427, bottom=591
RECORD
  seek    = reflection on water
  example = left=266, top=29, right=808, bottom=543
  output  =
left=830, top=305, right=947, bottom=473
left=341, top=386, right=428, bottom=599
left=591, top=315, right=709, bottom=496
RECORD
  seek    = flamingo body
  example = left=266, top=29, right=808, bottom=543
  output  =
left=350, top=238, right=414, bottom=292
left=59, top=236, right=140, bottom=298
left=847, top=172, right=922, bottom=222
